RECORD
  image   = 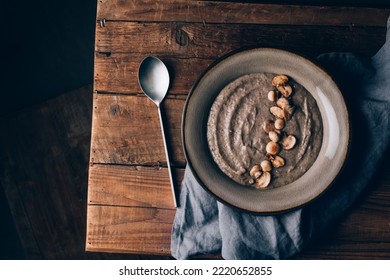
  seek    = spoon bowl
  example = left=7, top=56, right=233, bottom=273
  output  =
left=138, top=56, right=170, bottom=105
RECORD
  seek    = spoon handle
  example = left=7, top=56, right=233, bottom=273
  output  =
left=158, top=106, right=178, bottom=208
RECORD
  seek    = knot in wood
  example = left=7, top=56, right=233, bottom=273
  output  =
left=110, top=104, right=120, bottom=117
left=175, top=27, right=189, bottom=47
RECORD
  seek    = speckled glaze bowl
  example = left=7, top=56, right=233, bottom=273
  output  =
left=182, top=48, right=350, bottom=214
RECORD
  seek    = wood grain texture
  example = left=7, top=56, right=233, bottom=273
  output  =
left=90, top=94, right=185, bottom=165
left=88, top=164, right=184, bottom=208
left=86, top=205, right=175, bottom=255
left=95, top=22, right=386, bottom=56
left=96, top=0, right=390, bottom=27
left=94, top=22, right=386, bottom=94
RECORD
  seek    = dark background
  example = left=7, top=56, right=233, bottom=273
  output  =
left=1, top=0, right=96, bottom=259
left=0, top=0, right=389, bottom=259
left=1, top=0, right=96, bottom=116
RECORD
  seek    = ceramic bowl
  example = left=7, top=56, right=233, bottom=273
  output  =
left=182, top=48, right=349, bottom=214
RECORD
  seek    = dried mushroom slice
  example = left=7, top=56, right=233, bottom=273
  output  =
left=267, top=90, right=278, bottom=102
left=272, top=74, right=289, bottom=87
left=276, top=97, right=290, bottom=109
left=277, top=84, right=293, bottom=98
left=262, top=120, right=275, bottom=133
left=268, top=131, right=280, bottom=142
left=260, top=160, right=272, bottom=172
left=269, top=155, right=286, bottom=168
left=256, top=171, right=271, bottom=189
left=266, top=141, right=280, bottom=155
left=281, top=135, right=297, bottom=151
left=274, top=118, right=285, bottom=130
left=249, top=164, right=261, bottom=177
left=253, top=171, right=262, bottom=179
left=270, top=106, right=286, bottom=119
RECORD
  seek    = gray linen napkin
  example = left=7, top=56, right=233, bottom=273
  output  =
left=171, top=16, right=390, bottom=259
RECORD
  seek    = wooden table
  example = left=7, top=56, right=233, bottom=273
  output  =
left=86, top=0, right=390, bottom=259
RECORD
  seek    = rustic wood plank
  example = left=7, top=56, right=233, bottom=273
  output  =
left=86, top=205, right=175, bottom=255
left=95, top=22, right=386, bottom=55
left=94, top=22, right=386, bottom=94
left=336, top=196, right=390, bottom=242
left=90, top=94, right=185, bottom=165
left=96, top=0, right=390, bottom=27
left=88, top=164, right=185, bottom=208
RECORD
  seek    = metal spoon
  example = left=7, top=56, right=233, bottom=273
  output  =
left=138, top=56, right=178, bottom=208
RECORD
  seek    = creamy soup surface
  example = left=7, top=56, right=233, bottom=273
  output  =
left=207, top=73, right=323, bottom=189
